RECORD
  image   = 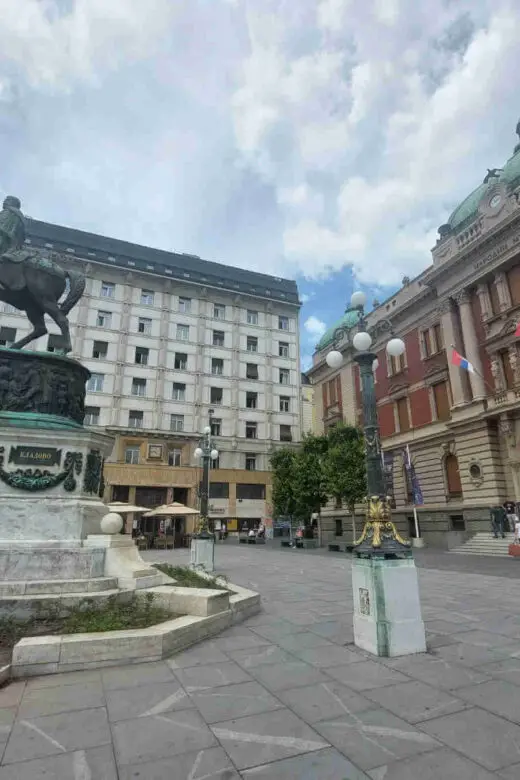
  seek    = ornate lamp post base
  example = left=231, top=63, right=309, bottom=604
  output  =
left=354, top=497, right=412, bottom=559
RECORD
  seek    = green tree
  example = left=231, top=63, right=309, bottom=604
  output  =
left=293, top=433, right=329, bottom=526
left=323, top=424, right=366, bottom=539
left=270, top=448, right=298, bottom=518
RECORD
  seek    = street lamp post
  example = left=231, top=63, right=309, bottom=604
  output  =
left=190, top=418, right=219, bottom=572
left=326, top=291, right=426, bottom=657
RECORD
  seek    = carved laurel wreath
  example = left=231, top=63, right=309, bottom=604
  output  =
left=0, top=447, right=82, bottom=492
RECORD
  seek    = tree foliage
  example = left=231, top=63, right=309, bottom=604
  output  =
left=270, top=424, right=366, bottom=521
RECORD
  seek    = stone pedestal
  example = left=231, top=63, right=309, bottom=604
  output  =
left=84, top=534, right=166, bottom=590
left=0, top=425, right=113, bottom=582
left=352, top=556, right=426, bottom=657
left=190, top=535, right=215, bottom=572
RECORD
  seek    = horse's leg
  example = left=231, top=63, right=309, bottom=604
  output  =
left=43, top=299, right=72, bottom=353
left=10, top=304, right=47, bottom=350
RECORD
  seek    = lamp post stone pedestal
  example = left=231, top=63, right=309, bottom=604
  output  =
left=327, top=295, right=426, bottom=658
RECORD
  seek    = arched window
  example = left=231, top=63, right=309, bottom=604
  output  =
left=445, top=453, right=462, bottom=499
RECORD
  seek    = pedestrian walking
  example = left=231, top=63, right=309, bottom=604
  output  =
left=490, top=505, right=507, bottom=538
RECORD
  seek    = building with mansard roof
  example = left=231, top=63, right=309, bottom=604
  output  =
left=1, top=217, right=301, bottom=538
left=308, top=121, right=520, bottom=549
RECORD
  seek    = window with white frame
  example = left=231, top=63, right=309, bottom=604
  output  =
left=101, top=281, right=115, bottom=298
left=134, top=346, right=149, bottom=365
left=246, top=421, right=257, bottom=439
left=138, top=317, right=152, bottom=335
left=211, top=418, right=221, bottom=436
left=92, top=341, right=108, bottom=359
left=141, top=289, right=154, bottom=305
left=128, top=410, right=144, bottom=429
left=247, top=310, right=258, bottom=325
left=0, top=327, right=15, bottom=347
left=213, top=330, right=225, bottom=347
left=246, top=391, right=257, bottom=409
left=279, top=396, right=290, bottom=412
left=179, top=297, right=191, bottom=313
left=280, top=424, right=292, bottom=442
left=84, top=406, right=100, bottom=425
left=210, top=387, right=223, bottom=405
left=172, top=382, right=186, bottom=401
left=246, top=363, right=258, bottom=380
left=170, top=414, right=184, bottom=432
left=125, top=446, right=140, bottom=465
left=174, top=352, right=187, bottom=370
left=245, top=453, right=257, bottom=471
left=212, top=358, right=224, bottom=375
left=87, top=373, right=104, bottom=392
left=131, top=377, right=146, bottom=397
left=176, top=324, right=189, bottom=341
left=247, top=336, right=258, bottom=352
left=279, top=368, right=290, bottom=385
left=96, top=310, right=112, bottom=328
left=214, top=303, right=225, bottom=319
left=168, top=448, right=182, bottom=466
left=278, top=315, right=289, bottom=330
left=279, top=341, right=289, bottom=358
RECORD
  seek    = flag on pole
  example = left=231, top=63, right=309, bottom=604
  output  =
left=451, top=348, right=474, bottom=374
left=515, top=322, right=520, bottom=338
left=402, top=445, right=424, bottom=506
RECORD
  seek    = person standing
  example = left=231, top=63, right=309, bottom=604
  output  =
left=504, top=500, right=518, bottom=533
left=491, top=505, right=507, bottom=539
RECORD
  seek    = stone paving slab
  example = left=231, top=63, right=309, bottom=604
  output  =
left=2, top=545, right=520, bottom=777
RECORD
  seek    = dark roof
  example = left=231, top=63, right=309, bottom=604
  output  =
left=25, top=219, right=300, bottom=305
left=301, top=372, right=311, bottom=385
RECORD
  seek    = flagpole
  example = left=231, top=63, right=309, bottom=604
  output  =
left=450, top=345, right=495, bottom=394
left=407, top=444, right=420, bottom=540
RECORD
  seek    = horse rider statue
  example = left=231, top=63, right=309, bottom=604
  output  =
left=0, top=196, right=85, bottom=353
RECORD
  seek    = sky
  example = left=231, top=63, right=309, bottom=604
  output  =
left=1, top=0, right=520, bottom=370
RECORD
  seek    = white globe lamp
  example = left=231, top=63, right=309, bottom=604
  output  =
left=353, top=331, right=372, bottom=352
left=386, top=337, right=406, bottom=357
left=203, top=426, right=211, bottom=435
left=210, top=449, right=219, bottom=460
left=350, top=291, right=366, bottom=309
left=100, top=512, right=123, bottom=535
left=194, top=447, right=203, bottom=459
left=326, top=350, right=343, bottom=369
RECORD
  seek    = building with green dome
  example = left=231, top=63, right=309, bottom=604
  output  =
left=308, top=120, right=520, bottom=552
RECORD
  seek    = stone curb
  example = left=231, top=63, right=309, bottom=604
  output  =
left=9, top=581, right=260, bottom=679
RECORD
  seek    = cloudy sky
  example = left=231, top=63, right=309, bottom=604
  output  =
left=1, top=0, right=520, bottom=368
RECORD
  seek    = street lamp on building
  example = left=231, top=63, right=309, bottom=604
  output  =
left=325, top=291, right=426, bottom=656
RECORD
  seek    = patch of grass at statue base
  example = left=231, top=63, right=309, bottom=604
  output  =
left=154, top=563, right=230, bottom=591
left=0, top=593, right=180, bottom=653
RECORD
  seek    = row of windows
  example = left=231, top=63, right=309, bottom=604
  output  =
left=85, top=406, right=293, bottom=440
left=96, top=310, right=292, bottom=334
left=98, top=287, right=292, bottom=329
left=84, top=336, right=291, bottom=361
left=121, top=445, right=264, bottom=475
left=394, top=380, right=451, bottom=434
left=86, top=364, right=292, bottom=393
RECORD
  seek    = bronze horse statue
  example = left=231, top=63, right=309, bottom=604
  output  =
left=0, top=196, right=84, bottom=353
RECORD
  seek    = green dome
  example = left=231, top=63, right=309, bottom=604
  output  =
left=448, top=146, right=520, bottom=231
left=316, top=308, right=362, bottom=351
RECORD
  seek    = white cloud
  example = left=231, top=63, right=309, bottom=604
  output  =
left=304, top=315, right=327, bottom=338
left=231, top=0, right=520, bottom=285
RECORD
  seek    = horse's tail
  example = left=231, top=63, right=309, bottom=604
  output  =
left=60, top=269, right=86, bottom=315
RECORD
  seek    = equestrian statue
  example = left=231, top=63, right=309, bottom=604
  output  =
left=0, top=196, right=84, bottom=353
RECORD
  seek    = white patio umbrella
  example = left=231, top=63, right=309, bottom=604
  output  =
left=144, top=502, right=200, bottom=517
left=107, top=501, right=150, bottom=513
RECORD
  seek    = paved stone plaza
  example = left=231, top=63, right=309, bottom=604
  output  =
left=0, top=545, right=520, bottom=778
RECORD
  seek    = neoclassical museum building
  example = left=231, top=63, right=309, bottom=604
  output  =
left=308, top=123, right=520, bottom=548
